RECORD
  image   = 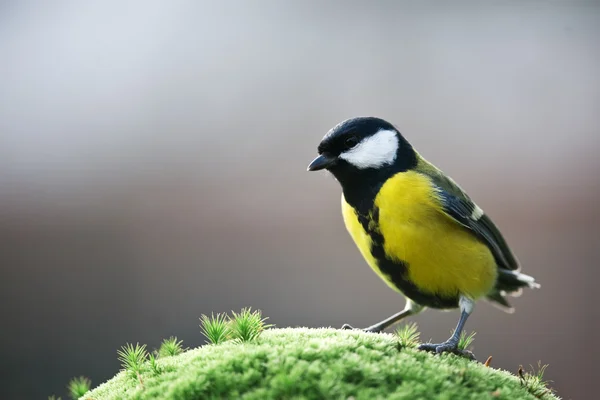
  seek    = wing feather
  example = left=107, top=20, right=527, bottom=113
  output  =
left=415, top=155, right=520, bottom=271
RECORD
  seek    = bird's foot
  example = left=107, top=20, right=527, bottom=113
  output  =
left=418, top=338, right=458, bottom=354
left=341, top=323, right=383, bottom=334
left=418, top=340, right=475, bottom=360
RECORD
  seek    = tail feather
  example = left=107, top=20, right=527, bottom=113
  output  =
left=497, top=269, right=540, bottom=291
left=486, top=269, right=540, bottom=312
left=486, top=291, right=515, bottom=313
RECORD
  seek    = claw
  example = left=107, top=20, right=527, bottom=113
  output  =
left=418, top=343, right=439, bottom=352
left=418, top=340, right=458, bottom=354
left=340, top=324, right=383, bottom=333
left=418, top=341, right=476, bottom=360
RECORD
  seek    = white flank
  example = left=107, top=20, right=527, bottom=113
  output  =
left=404, top=298, right=425, bottom=314
left=459, top=295, right=475, bottom=314
left=339, top=129, right=399, bottom=169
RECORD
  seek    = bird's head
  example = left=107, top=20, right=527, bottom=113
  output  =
left=307, top=117, right=417, bottom=187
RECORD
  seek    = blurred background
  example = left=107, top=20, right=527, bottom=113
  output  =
left=1, top=1, right=598, bottom=399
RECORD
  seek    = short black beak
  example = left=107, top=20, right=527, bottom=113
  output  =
left=307, top=154, right=336, bottom=171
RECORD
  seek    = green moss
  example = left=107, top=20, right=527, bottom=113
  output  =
left=117, top=343, right=148, bottom=381
left=199, top=313, right=231, bottom=345
left=67, top=376, right=91, bottom=399
left=458, top=330, right=477, bottom=351
left=158, top=337, right=187, bottom=358
left=228, top=308, right=272, bottom=343
left=85, top=328, right=559, bottom=400
left=395, top=322, right=420, bottom=349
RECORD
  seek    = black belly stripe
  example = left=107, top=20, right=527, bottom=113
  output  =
left=358, top=207, right=458, bottom=309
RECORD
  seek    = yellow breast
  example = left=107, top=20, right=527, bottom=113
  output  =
left=342, top=171, right=497, bottom=300
left=341, top=195, right=396, bottom=291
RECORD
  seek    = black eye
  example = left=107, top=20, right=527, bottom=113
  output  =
left=344, top=136, right=358, bottom=149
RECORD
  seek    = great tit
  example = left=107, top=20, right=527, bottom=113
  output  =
left=307, top=116, right=539, bottom=355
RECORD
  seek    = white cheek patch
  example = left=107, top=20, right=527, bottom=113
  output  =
left=339, top=129, right=399, bottom=169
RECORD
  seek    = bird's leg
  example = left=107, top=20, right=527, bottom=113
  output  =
left=342, top=301, right=423, bottom=333
left=419, top=296, right=475, bottom=359
left=342, top=309, right=412, bottom=333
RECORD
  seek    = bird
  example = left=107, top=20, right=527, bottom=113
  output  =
left=307, top=116, right=539, bottom=355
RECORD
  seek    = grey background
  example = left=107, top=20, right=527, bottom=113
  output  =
left=1, top=1, right=598, bottom=399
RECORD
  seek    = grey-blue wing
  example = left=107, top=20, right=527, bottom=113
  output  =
left=433, top=184, right=520, bottom=271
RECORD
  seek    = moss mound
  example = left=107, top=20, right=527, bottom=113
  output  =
left=86, top=328, right=557, bottom=400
